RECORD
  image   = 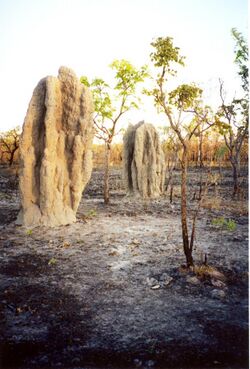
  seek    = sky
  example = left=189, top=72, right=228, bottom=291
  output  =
left=0, top=0, right=248, bottom=132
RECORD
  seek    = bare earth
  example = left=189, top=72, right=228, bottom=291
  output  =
left=0, top=167, right=248, bottom=369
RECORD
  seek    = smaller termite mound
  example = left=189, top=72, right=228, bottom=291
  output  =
left=123, top=121, right=165, bottom=198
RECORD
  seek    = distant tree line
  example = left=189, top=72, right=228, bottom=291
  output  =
left=91, top=136, right=248, bottom=168
left=0, top=130, right=248, bottom=169
left=0, top=127, right=20, bottom=166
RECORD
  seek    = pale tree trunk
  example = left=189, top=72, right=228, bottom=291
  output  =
left=104, top=142, right=111, bottom=204
left=180, top=146, right=194, bottom=267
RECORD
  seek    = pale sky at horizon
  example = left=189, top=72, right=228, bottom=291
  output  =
left=0, top=0, right=248, bottom=132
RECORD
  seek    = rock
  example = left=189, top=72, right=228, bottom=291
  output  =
left=211, top=289, right=226, bottom=299
left=186, top=276, right=200, bottom=285
left=160, top=273, right=173, bottom=286
left=17, top=66, right=94, bottom=227
left=123, top=121, right=165, bottom=198
left=211, top=278, right=226, bottom=288
left=146, top=277, right=159, bottom=287
left=130, top=238, right=140, bottom=246
left=39, top=355, right=49, bottom=364
left=147, top=274, right=172, bottom=289
left=72, top=357, right=80, bottom=364
left=134, top=358, right=143, bottom=367
left=233, top=235, right=244, bottom=242
left=146, top=360, right=156, bottom=367
left=108, top=249, right=120, bottom=256
left=63, top=241, right=71, bottom=248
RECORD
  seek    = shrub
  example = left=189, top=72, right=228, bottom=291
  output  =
left=211, top=217, right=237, bottom=231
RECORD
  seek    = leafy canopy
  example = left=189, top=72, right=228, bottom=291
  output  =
left=231, top=28, right=249, bottom=93
left=150, top=37, right=185, bottom=73
left=149, top=37, right=203, bottom=115
left=80, top=77, right=114, bottom=120
left=81, top=59, right=148, bottom=142
left=148, top=36, right=216, bottom=145
left=168, top=84, right=202, bottom=110
left=215, top=29, right=248, bottom=138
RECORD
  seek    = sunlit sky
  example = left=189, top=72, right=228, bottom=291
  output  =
left=0, top=0, right=248, bottom=132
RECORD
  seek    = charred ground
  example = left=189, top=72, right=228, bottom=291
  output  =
left=0, top=165, right=248, bottom=369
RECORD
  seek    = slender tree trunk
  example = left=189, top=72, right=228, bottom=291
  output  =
left=9, top=150, right=15, bottom=166
left=232, top=162, right=239, bottom=197
left=198, top=132, right=204, bottom=168
left=181, top=147, right=194, bottom=267
left=104, top=142, right=111, bottom=204
left=166, top=159, right=174, bottom=194
left=230, top=152, right=240, bottom=197
left=195, top=149, right=199, bottom=168
left=7, top=146, right=19, bottom=167
left=219, top=158, right=222, bottom=178
left=170, top=183, right=174, bottom=203
left=198, top=170, right=203, bottom=200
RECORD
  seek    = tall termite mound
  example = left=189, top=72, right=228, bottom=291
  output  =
left=123, top=121, right=165, bottom=198
left=17, top=66, right=94, bottom=227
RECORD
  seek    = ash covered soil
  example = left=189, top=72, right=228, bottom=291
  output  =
left=0, top=166, right=248, bottom=369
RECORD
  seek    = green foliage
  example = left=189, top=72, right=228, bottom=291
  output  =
left=211, top=217, right=226, bottom=227
left=214, top=29, right=248, bottom=178
left=147, top=36, right=185, bottom=108
left=214, top=114, right=232, bottom=135
left=48, top=258, right=57, bottom=266
left=168, top=84, right=203, bottom=110
left=86, top=209, right=97, bottom=218
left=26, top=229, right=33, bottom=236
left=80, top=76, right=90, bottom=87
left=226, top=219, right=237, bottom=231
left=211, top=217, right=237, bottom=231
left=227, top=29, right=249, bottom=129
left=231, top=28, right=249, bottom=93
left=148, top=36, right=207, bottom=121
left=80, top=60, right=148, bottom=142
left=150, top=36, right=185, bottom=72
left=110, top=59, right=148, bottom=94
left=149, top=35, right=214, bottom=268
left=81, top=76, right=114, bottom=120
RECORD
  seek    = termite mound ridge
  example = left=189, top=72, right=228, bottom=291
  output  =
left=123, top=121, right=165, bottom=198
left=17, top=66, right=94, bottom=227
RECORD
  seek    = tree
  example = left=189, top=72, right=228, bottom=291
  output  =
left=0, top=127, right=20, bottom=166
left=217, top=82, right=248, bottom=196
left=148, top=37, right=214, bottom=267
left=216, top=29, right=248, bottom=196
left=231, top=28, right=248, bottom=93
left=81, top=60, right=148, bottom=204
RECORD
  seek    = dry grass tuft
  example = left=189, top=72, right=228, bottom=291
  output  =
left=202, top=197, right=248, bottom=216
left=194, top=264, right=226, bottom=281
left=202, top=197, right=222, bottom=211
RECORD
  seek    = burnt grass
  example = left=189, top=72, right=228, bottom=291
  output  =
left=0, top=165, right=248, bottom=369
